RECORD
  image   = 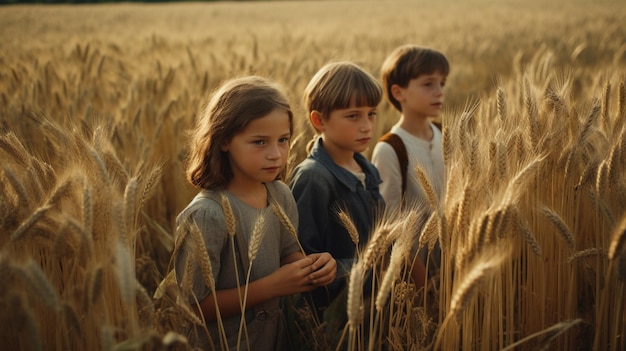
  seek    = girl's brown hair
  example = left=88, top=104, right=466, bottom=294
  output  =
left=381, top=45, right=450, bottom=111
left=186, top=76, right=293, bottom=190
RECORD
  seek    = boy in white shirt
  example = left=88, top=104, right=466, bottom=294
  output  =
left=371, top=44, right=450, bottom=286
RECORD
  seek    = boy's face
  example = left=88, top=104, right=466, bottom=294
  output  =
left=394, top=71, right=446, bottom=119
left=315, top=104, right=377, bottom=154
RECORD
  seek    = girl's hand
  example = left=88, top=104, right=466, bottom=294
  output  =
left=307, top=252, right=337, bottom=287
left=268, top=257, right=316, bottom=296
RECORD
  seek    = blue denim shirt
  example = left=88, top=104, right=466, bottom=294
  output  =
left=289, top=138, right=385, bottom=309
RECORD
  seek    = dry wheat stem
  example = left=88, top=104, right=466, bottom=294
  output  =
left=500, top=319, right=583, bottom=351
left=89, top=265, right=104, bottom=305
left=114, top=239, right=134, bottom=304
left=608, top=214, right=626, bottom=260
left=237, top=214, right=267, bottom=351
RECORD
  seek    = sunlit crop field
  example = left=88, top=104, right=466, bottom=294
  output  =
left=1, top=0, right=626, bottom=350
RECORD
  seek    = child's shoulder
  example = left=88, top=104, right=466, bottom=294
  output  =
left=294, top=156, right=330, bottom=173
left=266, top=180, right=292, bottom=199
left=176, top=189, right=226, bottom=224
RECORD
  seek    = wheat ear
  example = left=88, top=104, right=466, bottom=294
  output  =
left=11, top=205, right=52, bottom=241
left=415, top=165, right=439, bottom=210
left=338, top=209, right=360, bottom=247
left=347, top=262, right=364, bottom=330
left=540, top=205, right=575, bottom=251
left=270, top=198, right=306, bottom=255
left=568, top=248, right=605, bottom=263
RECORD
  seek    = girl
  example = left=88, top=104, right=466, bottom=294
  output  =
left=289, top=62, right=385, bottom=316
left=173, top=76, right=336, bottom=351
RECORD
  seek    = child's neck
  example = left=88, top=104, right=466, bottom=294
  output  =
left=398, top=115, right=433, bottom=141
left=226, top=181, right=268, bottom=209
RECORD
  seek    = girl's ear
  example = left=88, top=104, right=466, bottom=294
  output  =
left=390, top=84, right=404, bottom=103
left=310, top=110, right=325, bottom=132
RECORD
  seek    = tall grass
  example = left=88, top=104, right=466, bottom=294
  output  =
left=1, top=0, right=625, bottom=349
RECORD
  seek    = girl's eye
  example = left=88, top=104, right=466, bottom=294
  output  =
left=346, top=114, right=357, bottom=119
left=368, top=112, right=377, bottom=119
left=252, top=140, right=266, bottom=146
left=279, top=137, right=290, bottom=144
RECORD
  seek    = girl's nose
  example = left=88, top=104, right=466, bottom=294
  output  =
left=267, top=143, right=281, bottom=159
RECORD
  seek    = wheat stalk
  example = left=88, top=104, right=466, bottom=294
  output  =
left=16, top=259, right=60, bottom=311
left=415, top=165, right=439, bottom=210
left=139, top=164, right=162, bottom=210
left=435, top=246, right=509, bottom=349
left=114, top=239, right=134, bottom=304
left=540, top=205, right=575, bottom=251
left=347, top=262, right=364, bottom=331
left=238, top=214, right=266, bottom=351
left=608, top=213, right=626, bottom=260
left=82, top=181, right=93, bottom=235
left=270, top=198, right=306, bottom=255
left=361, top=225, right=392, bottom=271
left=375, top=234, right=410, bottom=311
left=4, top=166, right=29, bottom=210
left=514, top=209, right=542, bottom=256
left=123, top=176, right=138, bottom=236
left=568, top=248, right=605, bottom=263
left=220, top=193, right=237, bottom=237
left=338, top=209, right=360, bottom=247
left=0, top=132, right=31, bottom=168
left=88, top=266, right=104, bottom=308
left=11, top=205, right=52, bottom=241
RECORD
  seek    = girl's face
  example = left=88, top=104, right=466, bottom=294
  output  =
left=222, top=109, right=291, bottom=187
left=395, top=71, right=446, bottom=119
left=317, top=104, right=377, bottom=154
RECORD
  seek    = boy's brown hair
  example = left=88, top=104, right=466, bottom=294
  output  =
left=304, top=61, right=383, bottom=120
left=381, top=45, right=450, bottom=111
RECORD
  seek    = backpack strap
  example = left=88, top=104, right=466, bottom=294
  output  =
left=379, top=132, right=408, bottom=195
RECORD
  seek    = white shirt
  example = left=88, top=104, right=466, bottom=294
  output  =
left=371, top=123, right=445, bottom=211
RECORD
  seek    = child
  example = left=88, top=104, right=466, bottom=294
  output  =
left=371, top=45, right=450, bottom=285
left=289, top=62, right=385, bottom=316
left=173, top=76, right=337, bottom=351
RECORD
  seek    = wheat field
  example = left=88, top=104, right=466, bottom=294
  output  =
left=1, top=0, right=626, bottom=350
